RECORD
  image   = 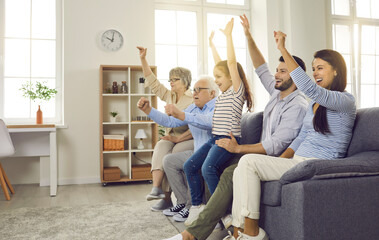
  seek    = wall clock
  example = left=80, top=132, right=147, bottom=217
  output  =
left=101, top=29, right=123, bottom=51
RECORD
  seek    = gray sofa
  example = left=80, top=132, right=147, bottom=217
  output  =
left=239, top=107, right=379, bottom=240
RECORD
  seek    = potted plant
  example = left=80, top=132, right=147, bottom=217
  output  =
left=110, top=111, right=118, bottom=122
left=20, top=81, right=58, bottom=124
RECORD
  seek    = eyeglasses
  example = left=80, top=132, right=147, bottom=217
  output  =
left=192, top=87, right=210, bottom=93
left=168, top=78, right=181, bottom=83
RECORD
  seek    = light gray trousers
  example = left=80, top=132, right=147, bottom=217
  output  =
left=162, top=150, right=194, bottom=208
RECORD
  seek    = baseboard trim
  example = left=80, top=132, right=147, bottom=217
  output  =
left=58, top=177, right=101, bottom=185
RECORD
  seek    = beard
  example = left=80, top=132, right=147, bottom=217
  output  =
left=275, top=78, right=293, bottom=91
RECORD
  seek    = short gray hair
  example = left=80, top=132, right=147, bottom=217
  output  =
left=198, top=75, right=219, bottom=97
left=169, top=67, right=192, bottom=90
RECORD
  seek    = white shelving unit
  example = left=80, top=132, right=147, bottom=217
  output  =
left=99, top=65, right=158, bottom=184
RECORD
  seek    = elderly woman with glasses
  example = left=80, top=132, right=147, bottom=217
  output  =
left=137, top=46, right=194, bottom=211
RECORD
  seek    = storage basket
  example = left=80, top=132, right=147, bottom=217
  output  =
left=104, top=166, right=121, bottom=181
left=132, top=164, right=152, bottom=179
left=104, top=135, right=124, bottom=151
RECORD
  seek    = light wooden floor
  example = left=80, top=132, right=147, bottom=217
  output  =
left=0, top=182, right=153, bottom=210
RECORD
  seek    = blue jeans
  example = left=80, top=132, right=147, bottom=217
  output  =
left=183, top=135, right=240, bottom=206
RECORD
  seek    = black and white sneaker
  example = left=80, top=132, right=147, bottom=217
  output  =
left=173, top=208, right=189, bottom=222
left=163, top=204, right=185, bottom=216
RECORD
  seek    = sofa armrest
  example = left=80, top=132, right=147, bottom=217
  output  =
left=280, top=151, right=379, bottom=184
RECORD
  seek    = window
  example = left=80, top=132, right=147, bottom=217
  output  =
left=0, top=0, right=62, bottom=123
left=330, top=0, right=379, bottom=108
left=155, top=0, right=249, bottom=111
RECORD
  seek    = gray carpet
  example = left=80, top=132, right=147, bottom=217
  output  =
left=0, top=201, right=179, bottom=240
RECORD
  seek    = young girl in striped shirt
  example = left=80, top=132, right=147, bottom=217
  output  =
left=182, top=18, right=253, bottom=225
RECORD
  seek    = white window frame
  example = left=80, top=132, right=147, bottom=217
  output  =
left=0, top=0, right=63, bottom=124
left=155, top=0, right=250, bottom=78
left=328, top=0, right=379, bottom=108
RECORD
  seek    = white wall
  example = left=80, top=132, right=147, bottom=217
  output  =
left=4, top=0, right=328, bottom=185
left=250, top=0, right=328, bottom=112
left=4, top=0, right=156, bottom=185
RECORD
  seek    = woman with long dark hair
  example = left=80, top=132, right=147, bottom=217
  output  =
left=223, top=31, right=356, bottom=240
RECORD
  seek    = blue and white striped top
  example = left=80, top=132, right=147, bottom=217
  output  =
left=212, top=83, right=245, bottom=137
left=289, top=67, right=356, bottom=160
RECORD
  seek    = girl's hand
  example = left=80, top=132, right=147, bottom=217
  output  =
left=274, top=31, right=287, bottom=51
left=239, top=14, right=250, bottom=36
left=220, top=18, right=234, bottom=37
left=136, top=46, right=147, bottom=59
left=209, top=30, right=215, bottom=46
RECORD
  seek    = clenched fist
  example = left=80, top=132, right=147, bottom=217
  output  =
left=137, top=97, right=152, bottom=114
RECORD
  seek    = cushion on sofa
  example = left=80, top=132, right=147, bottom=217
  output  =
left=279, top=151, right=379, bottom=184
left=240, top=112, right=263, bottom=145
left=346, top=107, right=379, bottom=157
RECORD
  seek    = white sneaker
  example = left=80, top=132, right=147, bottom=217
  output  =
left=184, top=204, right=205, bottom=226
left=236, top=229, right=269, bottom=240
left=163, top=233, right=183, bottom=240
left=221, top=214, right=233, bottom=229
left=222, top=230, right=236, bottom=240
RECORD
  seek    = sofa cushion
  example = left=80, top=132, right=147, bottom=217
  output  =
left=280, top=151, right=379, bottom=184
left=261, top=180, right=282, bottom=206
left=240, top=112, right=263, bottom=145
left=347, top=107, right=379, bottom=157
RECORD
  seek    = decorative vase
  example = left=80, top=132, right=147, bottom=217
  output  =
left=110, top=116, right=117, bottom=122
left=36, top=105, right=43, bottom=124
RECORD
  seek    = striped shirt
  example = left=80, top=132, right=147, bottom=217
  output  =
left=212, top=83, right=245, bottom=137
left=289, top=67, right=356, bottom=159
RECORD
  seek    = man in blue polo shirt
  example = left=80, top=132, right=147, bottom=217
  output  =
left=137, top=75, right=219, bottom=219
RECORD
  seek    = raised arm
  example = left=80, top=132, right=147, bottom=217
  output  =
left=209, top=31, right=222, bottom=64
left=240, top=14, right=265, bottom=69
left=274, top=31, right=355, bottom=113
left=136, top=46, right=153, bottom=77
left=137, top=97, right=185, bottom=128
left=220, top=18, right=242, bottom=92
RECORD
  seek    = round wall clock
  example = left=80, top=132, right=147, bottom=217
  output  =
left=101, top=29, right=124, bottom=51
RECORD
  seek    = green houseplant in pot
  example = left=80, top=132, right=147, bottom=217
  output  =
left=110, top=111, right=118, bottom=122
left=20, top=81, right=58, bottom=124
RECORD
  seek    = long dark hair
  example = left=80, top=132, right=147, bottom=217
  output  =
left=313, top=49, right=347, bottom=134
left=215, top=60, right=254, bottom=112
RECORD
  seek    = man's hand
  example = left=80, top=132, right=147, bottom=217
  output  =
left=239, top=14, right=250, bottom=36
left=136, top=46, right=147, bottom=59
left=220, top=18, right=234, bottom=37
left=215, top=132, right=239, bottom=153
left=160, top=135, right=180, bottom=143
left=165, top=104, right=185, bottom=120
left=137, top=97, right=152, bottom=114
left=274, top=31, right=287, bottom=52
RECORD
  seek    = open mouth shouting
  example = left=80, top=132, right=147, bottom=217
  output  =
left=316, top=78, right=323, bottom=85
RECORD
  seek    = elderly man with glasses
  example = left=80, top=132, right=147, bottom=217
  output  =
left=138, top=75, right=219, bottom=222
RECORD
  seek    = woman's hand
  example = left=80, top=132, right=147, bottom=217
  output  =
left=160, top=135, right=179, bottom=143
left=136, top=46, right=147, bottom=59
left=239, top=14, right=250, bottom=36
left=274, top=31, right=287, bottom=52
left=220, top=18, right=234, bottom=37
left=215, top=133, right=239, bottom=153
